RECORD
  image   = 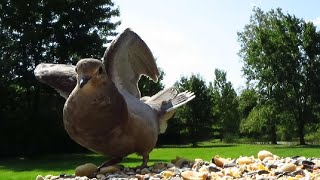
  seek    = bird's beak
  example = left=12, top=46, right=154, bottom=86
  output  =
left=79, top=75, right=91, bottom=88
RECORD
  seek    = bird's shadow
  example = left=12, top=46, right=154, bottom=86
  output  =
left=0, top=154, right=164, bottom=172
left=0, top=143, right=238, bottom=172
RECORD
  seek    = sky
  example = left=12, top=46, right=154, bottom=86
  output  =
left=112, top=0, right=320, bottom=91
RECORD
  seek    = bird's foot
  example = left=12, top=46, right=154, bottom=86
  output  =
left=97, top=157, right=123, bottom=172
left=134, top=155, right=149, bottom=170
left=134, top=164, right=148, bottom=170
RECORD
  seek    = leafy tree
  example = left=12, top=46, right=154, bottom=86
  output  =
left=212, top=69, right=240, bottom=141
left=240, top=102, right=278, bottom=144
left=138, top=68, right=165, bottom=97
left=240, top=105, right=271, bottom=137
left=239, top=88, right=295, bottom=143
left=168, top=74, right=214, bottom=146
left=276, top=110, right=296, bottom=141
left=0, top=0, right=120, bottom=155
left=238, top=88, right=258, bottom=120
left=238, top=7, right=320, bottom=144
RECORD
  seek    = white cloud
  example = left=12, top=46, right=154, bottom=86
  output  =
left=310, top=17, right=320, bottom=26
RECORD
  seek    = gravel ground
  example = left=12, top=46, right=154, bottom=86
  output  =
left=36, top=150, right=320, bottom=180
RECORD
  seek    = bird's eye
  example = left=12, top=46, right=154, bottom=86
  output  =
left=98, top=66, right=103, bottom=74
left=75, top=67, right=78, bottom=73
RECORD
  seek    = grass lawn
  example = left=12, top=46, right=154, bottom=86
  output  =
left=1, top=141, right=319, bottom=180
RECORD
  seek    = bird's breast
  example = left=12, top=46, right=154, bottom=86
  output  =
left=63, top=88, right=129, bottom=154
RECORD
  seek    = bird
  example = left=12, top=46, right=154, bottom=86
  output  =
left=34, top=28, right=195, bottom=169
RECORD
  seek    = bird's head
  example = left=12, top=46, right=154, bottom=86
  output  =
left=75, top=58, right=107, bottom=89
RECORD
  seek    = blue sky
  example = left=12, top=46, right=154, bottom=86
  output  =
left=113, top=0, right=320, bottom=91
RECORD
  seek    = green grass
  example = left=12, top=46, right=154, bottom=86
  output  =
left=1, top=141, right=320, bottom=180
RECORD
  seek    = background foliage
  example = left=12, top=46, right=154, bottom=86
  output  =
left=1, top=2, right=320, bottom=157
left=0, top=0, right=120, bottom=156
left=238, top=7, right=320, bottom=145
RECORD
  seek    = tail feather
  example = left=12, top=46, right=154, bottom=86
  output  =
left=157, top=88, right=195, bottom=134
left=163, top=91, right=195, bottom=112
left=144, top=87, right=177, bottom=103
left=145, top=86, right=195, bottom=134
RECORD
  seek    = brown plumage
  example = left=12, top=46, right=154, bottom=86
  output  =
left=34, top=28, right=195, bottom=169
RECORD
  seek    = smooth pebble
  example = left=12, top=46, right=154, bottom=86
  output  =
left=99, top=165, right=120, bottom=174
left=35, top=175, right=44, bottom=180
left=181, top=170, right=207, bottom=180
left=258, top=150, right=273, bottom=161
left=279, top=163, right=297, bottom=172
left=75, top=163, right=98, bottom=177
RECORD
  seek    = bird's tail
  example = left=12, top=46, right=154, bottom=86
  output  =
left=149, top=87, right=195, bottom=134
left=142, top=87, right=178, bottom=103
left=161, top=91, right=195, bottom=113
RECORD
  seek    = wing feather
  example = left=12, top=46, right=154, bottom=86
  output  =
left=103, top=28, right=160, bottom=98
left=34, top=63, right=77, bottom=99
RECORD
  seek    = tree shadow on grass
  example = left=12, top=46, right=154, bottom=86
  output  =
left=0, top=153, right=165, bottom=172
left=272, top=144, right=320, bottom=149
left=158, top=144, right=237, bottom=148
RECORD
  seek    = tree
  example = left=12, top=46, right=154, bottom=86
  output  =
left=168, top=74, right=214, bottom=146
left=238, top=7, right=320, bottom=144
left=0, top=0, right=120, bottom=156
left=212, top=69, right=240, bottom=141
left=238, top=88, right=258, bottom=120
left=240, top=101, right=279, bottom=144
left=138, top=68, right=165, bottom=97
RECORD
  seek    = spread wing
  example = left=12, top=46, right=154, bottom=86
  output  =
left=103, top=28, right=160, bottom=98
left=34, top=63, right=77, bottom=99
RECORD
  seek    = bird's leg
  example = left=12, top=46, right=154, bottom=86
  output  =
left=135, top=154, right=149, bottom=169
left=97, top=157, right=123, bottom=171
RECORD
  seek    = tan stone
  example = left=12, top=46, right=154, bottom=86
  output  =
left=279, top=163, right=297, bottom=172
left=75, top=163, right=98, bottom=177
left=35, top=175, right=44, bottom=180
left=99, top=165, right=120, bottom=174
left=181, top=170, right=207, bottom=180
left=153, top=162, right=167, bottom=170
left=212, top=156, right=229, bottom=167
left=175, top=158, right=192, bottom=168
left=161, top=170, right=174, bottom=178
left=198, top=167, right=209, bottom=173
left=141, top=167, right=150, bottom=175
left=44, top=175, right=52, bottom=179
left=96, top=174, right=105, bottom=179
left=258, top=150, right=273, bottom=161
left=237, top=156, right=254, bottom=165
left=263, top=156, right=274, bottom=162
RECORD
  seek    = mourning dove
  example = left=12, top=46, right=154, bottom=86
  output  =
left=34, top=28, right=195, bottom=169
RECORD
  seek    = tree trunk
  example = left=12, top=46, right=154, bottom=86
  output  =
left=298, top=114, right=306, bottom=145
left=270, top=120, right=277, bottom=144
left=219, top=128, right=224, bottom=141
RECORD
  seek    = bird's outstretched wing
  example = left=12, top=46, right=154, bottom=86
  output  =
left=103, top=28, right=160, bottom=98
left=34, top=63, right=77, bottom=99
